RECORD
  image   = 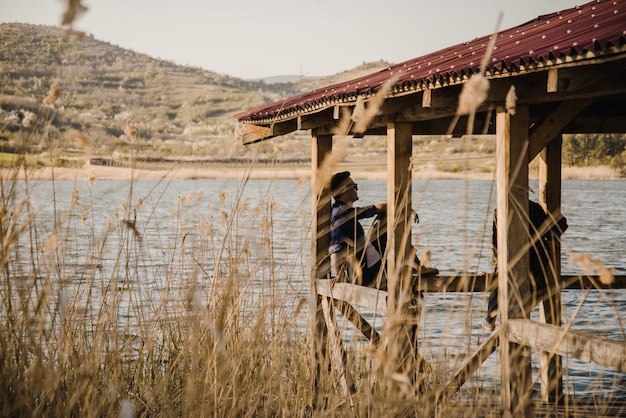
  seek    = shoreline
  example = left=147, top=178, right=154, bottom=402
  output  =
left=2, top=164, right=621, bottom=181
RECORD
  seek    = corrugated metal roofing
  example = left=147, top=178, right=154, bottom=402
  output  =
left=234, top=0, right=626, bottom=123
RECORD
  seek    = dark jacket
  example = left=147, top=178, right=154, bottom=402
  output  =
left=492, top=200, right=568, bottom=289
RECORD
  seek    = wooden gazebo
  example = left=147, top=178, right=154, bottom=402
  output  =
left=234, top=1, right=626, bottom=415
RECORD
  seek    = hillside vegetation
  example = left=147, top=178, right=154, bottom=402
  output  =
left=0, top=23, right=493, bottom=171
left=0, top=23, right=623, bottom=176
left=0, top=23, right=326, bottom=165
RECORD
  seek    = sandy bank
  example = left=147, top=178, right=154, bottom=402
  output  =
left=2, top=164, right=621, bottom=181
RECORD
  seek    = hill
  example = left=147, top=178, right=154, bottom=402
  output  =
left=0, top=23, right=333, bottom=165
left=0, top=23, right=410, bottom=167
left=2, top=23, right=619, bottom=177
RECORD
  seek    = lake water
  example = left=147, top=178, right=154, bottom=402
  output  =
left=16, top=177, right=626, bottom=397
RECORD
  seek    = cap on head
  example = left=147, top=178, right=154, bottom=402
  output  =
left=331, top=171, right=351, bottom=198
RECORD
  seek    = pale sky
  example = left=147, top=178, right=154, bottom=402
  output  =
left=2, top=0, right=585, bottom=79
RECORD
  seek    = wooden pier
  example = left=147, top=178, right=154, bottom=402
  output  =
left=235, top=2, right=626, bottom=414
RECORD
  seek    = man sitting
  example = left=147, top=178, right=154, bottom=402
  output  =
left=329, top=171, right=437, bottom=289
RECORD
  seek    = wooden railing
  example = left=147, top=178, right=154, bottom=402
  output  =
left=315, top=273, right=626, bottom=404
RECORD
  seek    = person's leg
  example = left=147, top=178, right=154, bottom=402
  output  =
left=483, top=288, right=498, bottom=331
left=369, top=213, right=387, bottom=258
left=362, top=260, right=385, bottom=289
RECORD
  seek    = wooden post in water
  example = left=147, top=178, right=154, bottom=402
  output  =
left=538, top=136, right=564, bottom=403
left=496, top=106, right=533, bottom=417
left=310, top=129, right=333, bottom=405
left=381, top=122, right=424, bottom=392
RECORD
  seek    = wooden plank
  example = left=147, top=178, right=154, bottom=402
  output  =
left=238, top=123, right=272, bottom=145
left=538, top=135, right=564, bottom=402
left=509, top=319, right=626, bottom=372
left=331, top=300, right=381, bottom=344
left=528, top=99, right=591, bottom=159
left=496, top=105, right=533, bottom=417
left=419, top=274, right=626, bottom=292
left=311, top=130, right=333, bottom=405
left=436, top=332, right=499, bottom=402
left=316, top=280, right=387, bottom=313
left=415, top=273, right=495, bottom=292
left=561, top=274, right=626, bottom=289
left=318, top=275, right=626, bottom=299
left=547, top=68, right=558, bottom=93
left=320, top=296, right=355, bottom=398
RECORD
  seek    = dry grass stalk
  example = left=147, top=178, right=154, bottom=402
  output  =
left=312, top=138, right=349, bottom=197
left=124, top=118, right=137, bottom=143
left=457, top=74, right=489, bottom=116
left=570, top=253, right=615, bottom=285
left=61, top=0, right=88, bottom=27
left=43, top=82, right=59, bottom=106
left=352, top=76, right=398, bottom=134
left=506, top=85, right=517, bottom=115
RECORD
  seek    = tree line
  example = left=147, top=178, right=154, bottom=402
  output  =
left=563, top=134, right=625, bottom=172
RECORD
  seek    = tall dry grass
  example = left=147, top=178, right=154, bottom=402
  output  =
left=0, top=81, right=505, bottom=416
left=0, top=86, right=319, bottom=416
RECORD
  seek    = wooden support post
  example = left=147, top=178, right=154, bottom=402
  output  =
left=380, top=122, right=426, bottom=394
left=320, top=297, right=355, bottom=398
left=496, top=106, right=533, bottom=417
left=311, top=129, right=333, bottom=406
left=538, top=136, right=564, bottom=403
left=386, top=122, right=414, bottom=297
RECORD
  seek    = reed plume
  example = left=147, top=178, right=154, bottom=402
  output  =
left=61, top=0, right=88, bottom=27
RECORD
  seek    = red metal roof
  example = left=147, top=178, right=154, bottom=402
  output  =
left=235, top=0, right=626, bottom=123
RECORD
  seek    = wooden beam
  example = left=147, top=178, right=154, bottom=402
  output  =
left=547, top=68, right=558, bottom=93
left=422, top=89, right=432, bottom=108
left=239, top=123, right=272, bottom=144
left=382, top=122, right=424, bottom=395
left=496, top=105, right=533, bottom=417
left=538, top=135, right=564, bottom=403
left=386, top=122, right=414, bottom=297
left=509, top=319, right=626, bottom=372
left=316, top=280, right=387, bottom=313
left=299, top=108, right=336, bottom=130
left=311, top=130, right=333, bottom=406
left=436, top=332, right=499, bottom=402
left=320, top=296, right=355, bottom=398
left=528, top=99, right=591, bottom=159
left=311, top=130, right=333, bottom=283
